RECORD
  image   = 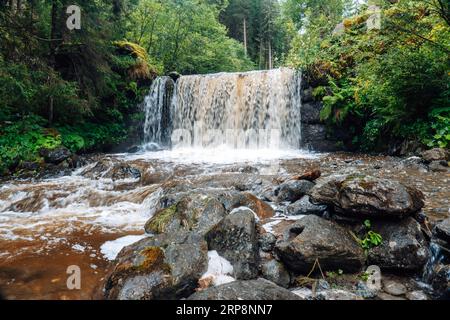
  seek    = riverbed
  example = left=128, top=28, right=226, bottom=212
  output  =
left=0, top=149, right=448, bottom=299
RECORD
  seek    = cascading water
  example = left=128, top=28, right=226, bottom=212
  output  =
left=142, top=68, right=302, bottom=150
left=142, top=76, right=175, bottom=150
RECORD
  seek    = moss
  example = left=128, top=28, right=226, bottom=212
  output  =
left=136, top=246, right=171, bottom=273
left=145, top=204, right=178, bottom=234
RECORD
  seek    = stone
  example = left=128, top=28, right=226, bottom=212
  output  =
left=406, top=291, right=428, bottom=300
left=356, top=281, right=378, bottom=299
left=433, top=218, right=450, bottom=245
left=383, top=280, right=407, bottom=296
left=275, top=180, right=315, bottom=203
left=205, top=208, right=259, bottom=280
left=221, top=192, right=275, bottom=219
left=309, top=174, right=425, bottom=219
left=144, top=194, right=227, bottom=237
left=377, top=292, right=407, bottom=300
left=102, top=232, right=208, bottom=300
left=188, top=279, right=301, bottom=300
left=260, top=259, right=291, bottom=288
left=275, top=215, right=365, bottom=274
left=368, top=218, right=429, bottom=272
left=292, top=169, right=322, bottom=182
left=316, top=289, right=363, bottom=301
left=429, top=161, right=449, bottom=172
left=430, top=264, right=450, bottom=298
left=258, top=233, right=277, bottom=252
left=421, top=148, right=449, bottom=162
left=39, top=147, right=71, bottom=165
left=301, top=102, right=322, bottom=124
left=284, top=195, right=328, bottom=216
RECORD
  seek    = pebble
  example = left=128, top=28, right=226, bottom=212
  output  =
left=383, top=280, right=407, bottom=296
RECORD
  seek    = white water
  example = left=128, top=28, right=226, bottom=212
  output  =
left=143, top=68, right=303, bottom=150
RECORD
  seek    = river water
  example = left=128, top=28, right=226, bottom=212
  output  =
left=0, top=149, right=448, bottom=299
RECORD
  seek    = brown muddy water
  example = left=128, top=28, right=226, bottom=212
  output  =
left=0, top=150, right=448, bottom=300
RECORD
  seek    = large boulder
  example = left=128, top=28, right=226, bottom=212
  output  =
left=433, top=218, right=450, bottom=248
left=275, top=215, right=365, bottom=274
left=368, top=218, right=429, bottom=272
left=260, top=258, right=291, bottom=288
left=39, top=147, right=71, bottom=165
left=309, top=174, right=424, bottom=219
left=421, top=148, right=449, bottom=163
left=144, top=194, right=227, bottom=237
left=276, top=180, right=315, bottom=203
left=205, top=208, right=259, bottom=280
left=220, top=192, right=275, bottom=219
left=284, top=195, right=328, bottom=216
left=188, top=279, right=301, bottom=300
left=102, top=232, right=208, bottom=300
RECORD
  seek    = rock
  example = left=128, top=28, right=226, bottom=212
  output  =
left=430, top=264, right=450, bottom=298
left=309, top=174, right=425, bottom=219
left=18, top=161, right=40, bottom=172
left=316, top=289, right=363, bottom=301
left=168, top=71, right=181, bottom=82
left=377, top=292, right=407, bottom=300
left=127, top=145, right=140, bottom=153
left=356, top=281, right=378, bottom=299
left=399, top=157, right=428, bottom=171
left=188, top=279, right=301, bottom=300
left=205, top=208, right=259, bottom=280
left=383, top=280, right=407, bottom=296
left=302, top=87, right=314, bottom=103
left=39, top=147, right=71, bottom=165
left=429, top=161, right=449, bottom=172
left=406, top=291, right=428, bottom=300
left=284, top=195, right=328, bottom=216
left=259, top=233, right=277, bottom=252
left=221, top=192, right=275, bottom=219
left=368, top=218, right=429, bottom=272
left=145, top=194, right=227, bottom=237
left=275, top=215, right=365, bottom=274
left=433, top=218, right=450, bottom=245
left=421, top=148, right=449, bottom=162
left=301, top=102, right=322, bottom=124
left=292, top=169, right=322, bottom=182
left=102, top=232, right=208, bottom=300
left=260, top=259, right=291, bottom=288
left=275, top=180, right=315, bottom=203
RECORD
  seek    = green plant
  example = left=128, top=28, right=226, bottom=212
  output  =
left=350, top=219, right=383, bottom=253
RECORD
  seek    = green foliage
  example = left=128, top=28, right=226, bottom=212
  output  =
left=360, top=219, right=383, bottom=251
left=286, top=0, right=450, bottom=151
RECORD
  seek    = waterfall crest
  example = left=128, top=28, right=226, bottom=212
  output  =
left=142, top=68, right=302, bottom=150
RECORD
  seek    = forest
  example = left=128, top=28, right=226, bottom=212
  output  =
left=0, top=0, right=449, bottom=175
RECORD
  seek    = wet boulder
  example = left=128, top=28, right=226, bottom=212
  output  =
left=220, top=192, right=275, bottom=220
left=284, top=195, right=327, bottom=216
left=102, top=232, right=208, bottom=300
left=429, top=161, right=449, bottom=172
left=275, top=215, right=365, bottom=274
left=368, top=218, right=429, bottom=272
left=432, top=218, right=450, bottom=248
left=291, top=169, right=322, bottom=182
left=258, top=233, right=277, bottom=252
left=144, top=194, right=227, bottom=237
left=309, top=174, right=424, bottom=219
left=430, top=264, right=450, bottom=298
left=205, top=208, right=259, bottom=280
left=39, top=147, right=71, bottom=165
left=260, top=258, right=291, bottom=288
left=188, top=278, right=301, bottom=300
left=275, top=180, right=315, bottom=203
left=421, top=148, right=449, bottom=163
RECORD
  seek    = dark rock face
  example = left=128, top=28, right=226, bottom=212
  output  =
left=188, top=279, right=301, bottom=300
left=285, top=195, right=328, bottom=216
left=275, top=215, right=365, bottom=273
left=309, top=174, right=424, bottom=219
left=103, top=232, right=208, bottom=300
left=429, top=161, right=449, bottom=172
left=259, top=233, right=277, bottom=252
left=301, top=124, right=341, bottom=152
left=421, top=148, right=449, bottom=163
left=433, top=218, right=450, bottom=247
left=368, top=218, right=429, bottom=272
left=205, top=208, right=259, bottom=280
left=260, top=259, right=291, bottom=288
left=301, top=102, right=322, bottom=124
left=430, top=264, right=450, bottom=298
left=276, top=180, right=315, bottom=203
left=145, top=194, right=227, bottom=237
left=39, top=147, right=71, bottom=165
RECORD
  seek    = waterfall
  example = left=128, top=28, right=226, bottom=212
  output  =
left=142, top=68, right=302, bottom=150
